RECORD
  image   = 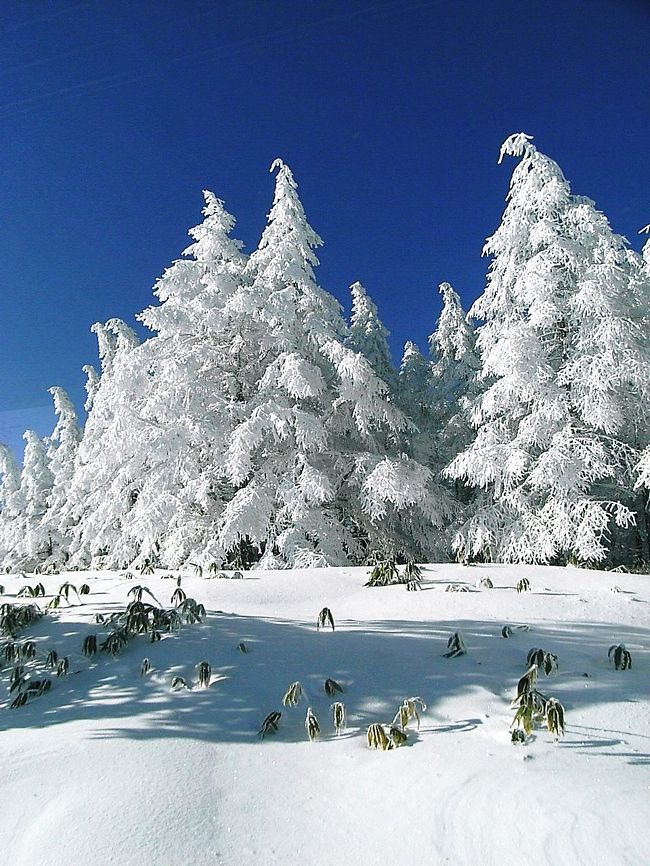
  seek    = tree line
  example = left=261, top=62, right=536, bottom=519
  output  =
left=1, top=134, right=648, bottom=572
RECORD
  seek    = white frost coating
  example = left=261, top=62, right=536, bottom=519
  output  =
left=497, top=131, right=534, bottom=164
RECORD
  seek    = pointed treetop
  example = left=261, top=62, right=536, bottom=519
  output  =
left=498, top=132, right=535, bottom=164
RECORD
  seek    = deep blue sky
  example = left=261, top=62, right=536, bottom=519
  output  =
left=1, top=0, right=648, bottom=459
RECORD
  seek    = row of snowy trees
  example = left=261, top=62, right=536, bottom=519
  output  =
left=1, top=134, right=649, bottom=572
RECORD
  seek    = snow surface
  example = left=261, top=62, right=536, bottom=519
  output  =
left=1, top=563, right=648, bottom=866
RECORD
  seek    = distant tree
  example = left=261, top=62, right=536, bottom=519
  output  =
left=42, top=387, right=81, bottom=565
left=3, top=431, right=53, bottom=569
left=0, top=442, right=21, bottom=562
left=348, top=281, right=397, bottom=387
left=429, top=282, right=481, bottom=468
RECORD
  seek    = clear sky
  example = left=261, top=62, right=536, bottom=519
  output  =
left=0, top=0, right=648, bottom=459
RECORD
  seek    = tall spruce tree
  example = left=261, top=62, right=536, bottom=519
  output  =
left=65, top=319, right=143, bottom=569
left=220, top=160, right=452, bottom=566
left=447, top=133, right=642, bottom=565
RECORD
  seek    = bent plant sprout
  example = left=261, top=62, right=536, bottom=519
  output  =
left=305, top=707, right=320, bottom=741
left=282, top=681, right=303, bottom=707
left=317, top=607, right=335, bottom=631
left=608, top=644, right=632, bottom=670
left=259, top=711, right=281, bottom=739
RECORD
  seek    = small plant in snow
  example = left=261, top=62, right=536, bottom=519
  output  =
left=510, top=688, right=547, bottom=738
left=171, top=586, right=187, bottom=607
left=516, top=578, right=531, bottom=593
left=47, top=595, right=62, bottom=610
left=388, top=726, right=408, bottom=747
left=171, top=676, right=190, bottom=691
left=317, top=607, right=335, bottom=631
left=139, top=559, right=155, bottom=575
left=56, top=657, right=69, bottom=676
left=208, top=562, right=220, bottom=576
left=237, top=642, right=249, bottom=653
left=232, top=571, right=244, bottom=580
left=365, top=556, right=400, bottom=587
left=196, top=661, right=211, bottom=687
left=305, top=707, right=320, bottom=741
left=404, top=560, right=423, bottom=591
left=259, top=711, right=281, bottom=738
left=445, top=583, right=471, bottom=592
left=527, top=648, right=558, bottom=675
left=367, top=723, right=392, bottom=750
left=332, top=701, right=346, bottom=734
left=18, top=583, right=45, bottom=598
left=82, top=635, right=97, bottom=656
left=545, top=698, right=566, bottom=739
left=100, top=628, right=129, bottom=656
left=140, top=658, right=151, bottom=676
left=608, top=644, right=632, bottom=670
left=393, top=697, right=427, bottom=730
left=324, top=678, right=343, bottom=696
left=19, top=640, right=36, bottom=660
left=501, top=624, right=529, bottom=638
left=476, top=576, right=493, bottom=589
left=127, top=585, right=157, bottom=604
left=58, top=582, right=79, bottom=602
left=609, top=585, right=623, bottom=593
left=190, top=562, right=203, bottom=577
left=443, top=631, right=466, bottom=657
left=282, top=681, right=303, bottom=706
left=9, top=665, right=26, bottom=693
left=79, top=584, right=90, bottom=595
left=512, top=665, right=538, bottom=704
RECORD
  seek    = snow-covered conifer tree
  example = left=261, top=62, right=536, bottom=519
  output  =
left=398, top=341, right=430, bottom=423
left=447, top=133, right=642, bottom=565
left=3, top=431, right=54, bottom=569
left=65, top=319, right=143, bottom=569
left=348, top=281, right=397, bottom=387
left=67, top=192, right=249, bottom=570
left=220, top=160, right=453, bottom=566
left=428, top=282, right=480, bottom=467
left=40, top=386, right=81, bottom=566
left=0, top=442, right=21, bottom=563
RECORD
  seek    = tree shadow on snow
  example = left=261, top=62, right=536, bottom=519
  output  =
left=1, top=606, right=648, bottom=765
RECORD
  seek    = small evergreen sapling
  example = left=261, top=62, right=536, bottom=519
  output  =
left=171, top=676, right=190, bottom=691
left=516, top=578, right=531, bottom=593
left=140, top=658, right=151, bottom=676
left=608, top=644, right=632, bottom=670
left=445, top=583, right=471, bottom=592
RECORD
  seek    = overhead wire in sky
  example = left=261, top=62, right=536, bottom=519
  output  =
left=0, top=0, right=435, bottom=120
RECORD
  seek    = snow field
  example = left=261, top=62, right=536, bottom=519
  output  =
left=0, top=562, right=648, bottom=865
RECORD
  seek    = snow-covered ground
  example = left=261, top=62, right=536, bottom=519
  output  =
left=1, top=563, right=648, bottom=866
